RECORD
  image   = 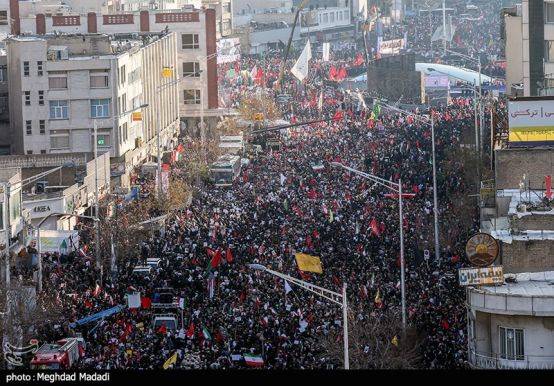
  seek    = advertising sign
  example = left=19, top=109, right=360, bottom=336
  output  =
left=508, top=99, right=554, bottom=146
left=217, top=38, right=240, bottom=64
left=425, top=75, right=450, bottom=89
left=458, top=266, right=504, bottom=286
left=29, top=229, right=80, bottom=254
left=377, top=37, right=406, bottom=55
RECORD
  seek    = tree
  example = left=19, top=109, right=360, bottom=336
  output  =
left=319, top=307, right=421, bottom=369
left=238, top=93, right=281, bottom=123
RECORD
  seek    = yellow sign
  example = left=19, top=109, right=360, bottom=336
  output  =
left=131, top=112, right=142, bottom=122
left=508, top=127, right=554, bottom=143
left=254, top=113, right=264, bottom=121
left=458, top=266, right=504, bottom=286
left=295, top=253, right=323, bottom=274
left=162, top=67, right=173, bottom=78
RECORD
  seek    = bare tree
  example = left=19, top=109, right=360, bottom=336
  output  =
left=319, top=307, right=421, bottom=369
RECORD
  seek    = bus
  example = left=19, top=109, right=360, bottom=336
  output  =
left=210, top=154, right=242, bottom=187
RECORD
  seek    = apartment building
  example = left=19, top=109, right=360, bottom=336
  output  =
left=6, top=32, right=180, bottom=184
left=0, top=49, right=8, bottom=154
left=8, top=0, right=220, bottom=133
left=502, top=0, right=554, bottom=96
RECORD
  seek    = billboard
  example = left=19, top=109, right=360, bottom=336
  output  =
left=377, top=37, right=406, bottom=55
left=458, top=266, right=504, bottom=286
left=425, top=75, right=450, bottom=89
left=508, top=99, right=554, bottom=146
left=217, top=38, right=241, bottom=64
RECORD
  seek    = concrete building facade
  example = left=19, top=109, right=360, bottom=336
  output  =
left=6, top=32, right=180, bottom=184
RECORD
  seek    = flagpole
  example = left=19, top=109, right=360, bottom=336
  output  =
left=399, top=178, right=406, bottom=335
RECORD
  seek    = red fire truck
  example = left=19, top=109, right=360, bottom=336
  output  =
left=30, top=337, right=85, bottom=369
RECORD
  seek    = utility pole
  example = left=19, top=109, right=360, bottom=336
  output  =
left=431, top=113, right=440, bottom=263
left=2, top=185, right=9, bottom=291
left=93, top=119, right=102, bottom=287
left=442, top=0, right=447, bottom=54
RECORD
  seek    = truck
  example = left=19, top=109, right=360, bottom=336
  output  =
left=210, top=154, right=242, bottom=187
left=30, top=337, right=85, bottom=370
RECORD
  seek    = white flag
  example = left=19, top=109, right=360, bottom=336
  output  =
left=280, top=173, right=286, bottom=186
left=284, top=280, right=292, bottom=294
left=250, top=65, right=258, bottom=79
left=322, top=42, right=330, bottom=62
left=291, top=41, right=312, bottom=82
left=127, top=292, right=141, bottom=309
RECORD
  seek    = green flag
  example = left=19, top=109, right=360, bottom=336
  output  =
left=373, top=100, right=381, bottom=118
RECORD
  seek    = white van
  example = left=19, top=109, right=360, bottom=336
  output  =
left=152, top=314, right=178, bottom=331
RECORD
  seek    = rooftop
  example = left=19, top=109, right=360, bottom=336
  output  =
left=475, top=271, right=554, bottom=298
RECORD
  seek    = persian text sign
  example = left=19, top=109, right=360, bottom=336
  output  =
left=508, top=100, right=554, bottom=145
left=459, top=266, right=503, bottom=286
left=377, top=38, right=406, bottom=55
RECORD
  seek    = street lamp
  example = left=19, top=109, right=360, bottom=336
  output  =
left=248, top=263, right=350, bottom=370
left=36, top=213, right=98, bottom=293
left=330, top=162, right=406, bottom=333
left=378, top=102, right=441, bottom=265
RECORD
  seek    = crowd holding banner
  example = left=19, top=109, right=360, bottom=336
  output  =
left=8, top=2, right=511, bottom=370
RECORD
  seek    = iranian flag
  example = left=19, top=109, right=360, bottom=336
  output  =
left=244, top=354, right=264, bottom=368
left=202, top=326, right=212, bottom=340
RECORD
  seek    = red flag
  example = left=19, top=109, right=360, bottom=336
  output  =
left=141, top=297, right=152, bottom=309
left=298, top=270, right=311, bottom=281
left=210, top=249, right=222, bottom=268
left=226, top=247, right=233, bottom=263
left=546, top=175, right=552, bottom=200
left=84, top=299, right=93, bottom=308
left=338, top=67, right=347, bottom=80
left=329, top=66, right=338, bottom=81
left=206, top=248, right=216, bottom=258
left=353, top=53, right=364, bottom=66
left=158, top=323, right=167, bottom=335
left=92, top=284, right=101, bottom=297
left=370, top=218, right=381, bottom=237
left=333, top=110, right=344, bottom=121
left=186, top=322, right=195, bottom=338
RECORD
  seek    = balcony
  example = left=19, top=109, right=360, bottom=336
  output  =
left=469, top=350, right=554, bottom=370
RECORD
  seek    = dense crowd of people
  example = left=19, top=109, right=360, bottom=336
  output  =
left=9, top=2, right=508, bottom=371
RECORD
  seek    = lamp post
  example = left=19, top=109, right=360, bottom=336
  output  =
left=378, top=102, right=441, bottom=264
left=36, top=213, right=98, bottom=293
left=248, top=263, right=349, bottom=369
left=330, top=162, right=406, bottom=333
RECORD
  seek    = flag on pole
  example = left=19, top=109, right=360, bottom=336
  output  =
left=162, top=351, right=178, bottom=369
left=250, top=65, right=258, bottom=80
left=92, top=283, right=101, bottom=297
left=210, top=249, right=222, bottom=268
left=207, top=273, right=215, bottom=299
left=280, top=173, right=286, bottom=186
left=202, top=326, right=212, bottom=340
left=295, top=253, right=323, bottom=274
left=322, top=42, right=330, bottom=62
left=372, top=100, right=381, bottom=118
left=291, top=41, right=312, bottom=82
left=391, top=336, right=399, bottom=347
left=186, top=322, right=195, bottom=338
left=284, top=280, right=292, bottom=294
left=329, top=209, right=334, bottom=223
left=318, top=92, right=323, bottom=111
left=546, top=175, right=552, bottom=200
left=244, top=354, right=264, bottom=368
left=374, top=289, right=383, bottom=308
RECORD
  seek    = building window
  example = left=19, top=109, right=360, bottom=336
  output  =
left=90, top=99, right=111, bottom=118
left=41, top=150, right=47, bottom=154
left=49, top=100, right=69, bottom=119
left=182, top=34, right=199, bottom=49
left=0, top=11, right=7, bottom=26
left=0, top=65, right=6, bottom=82
left=90, top=70, right=109, bottom=88
left=23, top=61, right=30, bottom=77
left=27, top=150, right=33, bottom=155
left=24, top=91, right=31, bottom=106
left=26, top=120, right=32, bottom=135
left=121, top=94, right=127, bottom=113
left=49, top=76, right=68, bottom=89
left=119, top=65, right=126, bottom=85
left=38, top=90, right=44, bottom=106
left=50, top=130, right=70, bottom=149
left=183, top=62, right=200, bottom=77
left=128, top=67, right=141, bottom=84
left=39, top=120, right=46, bottom=134
left=323, top=13, right=329, bottom=23
left=37, top=61, right=43, bottom=76
left=547, top=2, right=554, bottom=23
left=122, top=122, right=128, bottom=142
left=546, top=40, right=554, bottom=62
left=499, top=327, right=524, bottom=361
left=183, top=89, right=201, bottom=104
left=330, top=12, right=335, bottom=23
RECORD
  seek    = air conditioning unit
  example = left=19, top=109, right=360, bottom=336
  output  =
left=36, top=181, right=48, bottom=194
